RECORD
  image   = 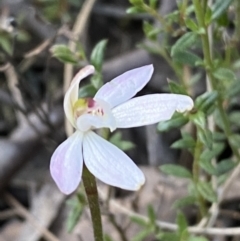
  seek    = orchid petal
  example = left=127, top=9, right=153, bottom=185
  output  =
left=50, top=131, right=83, bottom=195
left=112, top=94, right=194, bottom=128
left=83, top=131, right=145, bottom=190
left=94, top=65, right=153, bottom=108
left=76, top=99, right=116, bottom=132
left=64, top=65, right=95, bottom=127
left=76, top=113, right=116, bottom=132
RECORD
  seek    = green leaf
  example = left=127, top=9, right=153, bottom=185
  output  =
left=76, top=42, right=86, bottom=60
left=118, top=141, right=135, bottom=151
left=212, top=132, right=226, bottom=141
left=214, top=110, right=224, bottom=130
left=200, top=142, right=225, bottom=162
left=197, top=181, right=217, bottom=203
left=218, top=172, right=229, bottom=186
left=138, top=42, right=162, bottom=55
left=197, top=28, right=206, bottom=35
left=78, top=84, right=97, bottom=98
left=190, top=111, right=206, bottom=129
left=195, top=91, right=218, bottom=113
left=143, top=21, right=153, bottom=33
left=198, top=128, right=213, bottom=150
left=131, top=216, right=148, bottom=227
left=168, top=80, right=188, bottom=95
left=132, top=229, right=152, bottom=241
left=90, top=39, right=108, bottom=72
left=225, top=80, right=240, bottom=98
left=129, top=0, right=143, bottom=6
left=172, top=196, right=196, bottom=209
left=109, top=132, right=135, bottom=151
left=229, top=112, right=240, bottom=128
left=0, top=36, right=12, bottom=55
left=229, top=134, right=240, bottom=149
left=171, top=32, right=198, bottom=56
left=147, top=29, right=160, bottom=40
left=213, top=67, right=236, bottom=81
left=200, top=144, right=230, bottom=176
left=177, top=212, right=188, bottom=236
left=233, top=60, right=240, bottom=69
left=90, top=72, right=103, bottom=89
left=160, top=164, right=192, bottom=178
left=188, top=236, right=209, bottom=241
left=185, top=19, right=198, bottom=32
left=217, top=12, right=229, bottom=27
left=157, top=232, right=179, bottom=241
left=104, top=234, right=114, bottom=241
left=126, top=6, right=145, bottom=14
left=185, top=5, right=195, bottom=15
left=66, top=193, right=86, bottom=232
left=166, top=10, right=180, bottom=24
left=215, top=159, right=235, bottom=175
left=173, top=51, right=201, bottom=66
left=149, top=0, right=158, bottom=9
left=16, top=30, right=31, bottom=42
left=143, top=21, right=159, bottom=40
left=188, top=181, right=198, bottom=197
left=211, top=0, right=234, bottom=20
left=199, top=159, right=217, bottom=175
left=51, top=44, right=78, bottom=64
left=200, top=159, right=236, bottom=176
left=109, top=132, right=122, bottom=143
left=147, top=205, right=156, bottom=224
left=171, top=132, right=195, bottom=151
left=157, top=113, right=189, bottom=132
left=180, top=229, right=190, bottom=241
left=204, top=6, right=212, bottom=25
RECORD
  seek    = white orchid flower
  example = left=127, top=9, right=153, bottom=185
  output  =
left=50, top=65, right=194, bottom=195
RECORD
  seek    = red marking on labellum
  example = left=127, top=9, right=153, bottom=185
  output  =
left=87, top=98, right=96, bottom=108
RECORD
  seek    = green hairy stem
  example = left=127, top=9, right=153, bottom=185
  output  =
left=82, top=165, right=104, bottom=241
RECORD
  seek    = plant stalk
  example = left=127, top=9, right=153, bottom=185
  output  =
left=193, top=0, right=240, bottom=160
left=193, top=134, right=207, bottom=217
left=82, top=165, right=104, bottom=241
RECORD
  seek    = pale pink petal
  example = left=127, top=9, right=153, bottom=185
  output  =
left=112, top=94, right=194, bottom=128
left=76, top=99, right=116, bottom=132
left=64, top=65, right=95, bottom=127
left=77, top=114, right=116, bottom=132
left=50, top=131, right=83, bottom=195
left=94, top=65, right=154, bottom=108
left=83, top=131, right=145, bottom=190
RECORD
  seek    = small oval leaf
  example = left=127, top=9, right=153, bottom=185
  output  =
left=160, top=164, right=192, bottom=178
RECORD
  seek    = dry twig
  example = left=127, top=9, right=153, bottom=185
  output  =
left=4, top=193, right=60, bottom=241
left=0, top=209, right=19, bottom=220
left=4, top=63, right=26, bottom=124
left=99, top=188, right=240, bottom=236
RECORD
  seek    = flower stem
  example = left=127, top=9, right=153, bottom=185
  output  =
left=82, top=165, right=103, bottom=241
